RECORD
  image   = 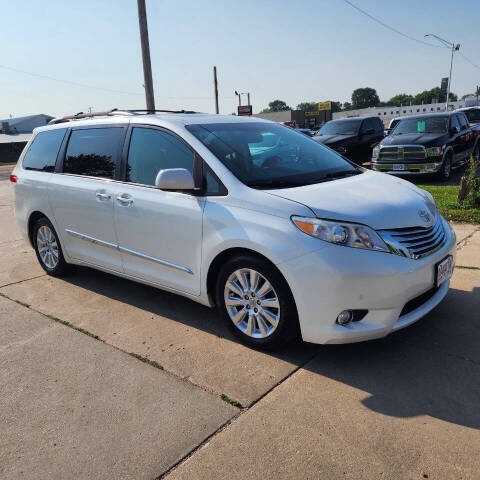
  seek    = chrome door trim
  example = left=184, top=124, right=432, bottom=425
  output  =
left=65, top=229, right=118, bottom=250
left=118, top=245, right=193, bottom=274
left=65, top=229, right=193, bottom=274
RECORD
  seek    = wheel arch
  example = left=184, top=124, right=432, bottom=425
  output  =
left=27, top=210, right=50, bottom=247
left=206, top=247, right=295, bottom=307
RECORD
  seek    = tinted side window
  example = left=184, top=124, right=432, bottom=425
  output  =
left=361, top=118, right=375, bottom=133
left=22, top=129, right=66, bottom=172
left=375, top=118, right=384, bottom=132
left=450, top=115, right=460, bottom=130
left=126, top=128, right=194, bottom=186
left=63, top=128, right=123, bottom=179
left=457, top=113, right=468, bottom=129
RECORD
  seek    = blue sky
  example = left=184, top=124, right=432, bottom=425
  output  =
left=1, top=0, right=479, bottom=118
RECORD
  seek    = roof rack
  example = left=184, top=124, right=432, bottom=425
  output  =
left=48, top=108, right=199, bottom=125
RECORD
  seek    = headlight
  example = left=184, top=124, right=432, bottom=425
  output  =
left=291, top=216, right=389, bottom=252
left=372, top=145, right=380, bottom=159
left=426, top=146, right=444, bottom=157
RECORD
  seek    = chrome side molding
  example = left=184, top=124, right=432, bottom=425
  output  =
left=65, top=229, right=193, bottom=275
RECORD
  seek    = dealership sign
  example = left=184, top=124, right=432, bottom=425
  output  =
left=317, top=101, right=332, bottom=111
left=238, top=105, right=252, bottom=116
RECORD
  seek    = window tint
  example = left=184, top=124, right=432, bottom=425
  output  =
left=361, top=118, right=375, bottom=132
left=63, top=128, right=122, bottom=178
left=22, top=129, right=66, bottom=172
left=450, top=115, right=460, bottom=130
left=457, top=113, right=468, bottom=129
left=126, top=128, right=194, bottom=185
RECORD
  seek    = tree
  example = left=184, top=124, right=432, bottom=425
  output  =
left=296, top=102, right=319, bottom=111
left=351, top=87, right=380, bottom=109
left=387, top=93, right=413, bottom=106
left=260, top=100, right=291, bottom=113
left=342, top=102, right=352, bottom=111
left=413, top=87, right=457, bottom=105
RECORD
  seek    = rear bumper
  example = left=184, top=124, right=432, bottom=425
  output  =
left=277, top=216, right=456, bottom=344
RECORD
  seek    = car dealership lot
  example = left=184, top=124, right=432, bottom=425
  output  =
left=1, top=178, right=479, bottom=479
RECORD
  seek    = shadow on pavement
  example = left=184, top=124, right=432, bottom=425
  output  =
left=304, top=284, right=480, bottom=430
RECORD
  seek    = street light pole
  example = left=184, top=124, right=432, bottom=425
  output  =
left=137, top=0, right=155, bottom=111
left=425, top=34, right=460, bottom=112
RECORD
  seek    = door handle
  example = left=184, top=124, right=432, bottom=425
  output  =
left=116, top=194, right=134, bottom=206
left=95, top=192, right=111, bottom=200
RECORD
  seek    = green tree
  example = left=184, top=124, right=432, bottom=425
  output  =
left=296, top=101, right=319, bottom=111
left=260, top=99, right=291, bottom=113
left=413, top=87, right=457, bottom=104
left=387, top=93, right=413, bottom=106
left=342, top=101, right=352, bottom=111
left=351, top=87, right=380, bottom=109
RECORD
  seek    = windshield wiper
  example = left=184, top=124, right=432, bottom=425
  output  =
left=246, top=179, right=306, bottom=189
left=324, top=170, right=361, bottom=179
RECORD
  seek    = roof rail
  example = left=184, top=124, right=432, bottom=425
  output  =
left=48, top=108, right=199, bottom=125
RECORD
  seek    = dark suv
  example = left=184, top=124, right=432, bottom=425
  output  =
left=371, top=112, right=480, bottom=180
left=313, top=116, right=384, bottom=164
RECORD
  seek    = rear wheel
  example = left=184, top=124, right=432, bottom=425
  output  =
left=33, top=217, right=69, bottom=276
left=215, top=255, right=299, bottom=350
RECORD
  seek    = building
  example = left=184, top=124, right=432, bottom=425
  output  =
left=0, top=114, right=53, bottom=164
left=333, top=99, right=476, bottom=124
left=253, top=109, right=332, bottom=128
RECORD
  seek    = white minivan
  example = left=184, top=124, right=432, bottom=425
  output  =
left=11, top=110, right=456, bottom=350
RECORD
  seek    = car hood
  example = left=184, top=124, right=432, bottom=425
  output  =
left=381, top=133, right=447, bottom=146
left=264, top=170, right=435, bottom=230
left=313, top=134, right=356, bottom=145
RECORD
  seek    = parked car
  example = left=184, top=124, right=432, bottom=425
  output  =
left=455, top=106, right=480, bottom=126
left=313, top=116, right=384, bottom=164
left=11, top=110, right=456, bottom=350
left=372, top=112, right=480, bottom=180
left=384, top=117, right=402, bottom=136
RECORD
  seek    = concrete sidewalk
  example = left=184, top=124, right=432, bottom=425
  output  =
left=1, top=178, right=479, bottom=479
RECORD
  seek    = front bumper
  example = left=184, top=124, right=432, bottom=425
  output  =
left=278, top=216, right=456, bottom=344
left=371, top=160, right=443, bottom=175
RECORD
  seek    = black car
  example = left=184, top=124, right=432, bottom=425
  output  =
left=313, top=116, right=384, bottom=164
left=372, top=112, right=480, bottom=180
left=456, top=107, right=480, bottom=126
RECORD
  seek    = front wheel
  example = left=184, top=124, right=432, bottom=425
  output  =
left=215, top=255, right=300, bottom=350
left=438, top=155, right=452, bottom=182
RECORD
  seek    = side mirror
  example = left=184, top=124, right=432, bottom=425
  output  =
left=155, top=168, right=195, bottom=190
left=449, top=126, right=460, bottom=136
left=362, top=128, right=375, bottom=135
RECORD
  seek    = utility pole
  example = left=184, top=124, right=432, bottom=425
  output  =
left=247, top=93, right=250, bottom=106
left=425, top=34, right=460, bottom=112
left=213, top=66, right=219, bottom=114
left=137, top=0, right=155, bottom=111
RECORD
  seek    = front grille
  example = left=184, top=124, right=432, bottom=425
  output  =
left=378, top=145, right=426, bottom=163
left=379, top=215, right=446, bottom=259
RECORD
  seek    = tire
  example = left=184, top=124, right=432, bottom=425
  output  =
left=438, top=154, right=452, bottom=182
left=33, top=217, right=69, bottom=276
left=215, top=255, right=300, bottom=350
left=473, top=143, right=480, bottom=162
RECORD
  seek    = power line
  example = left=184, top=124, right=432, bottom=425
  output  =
left=342, top=0, right=445, bottom=48
left=0, top=64, right=144, bottom=96
left=459, top=52, right=480, bottom=70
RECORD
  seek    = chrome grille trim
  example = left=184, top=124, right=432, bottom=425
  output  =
left=378, top=215, right=446, bottom=259
left=377, top=144, right=427, bottom=163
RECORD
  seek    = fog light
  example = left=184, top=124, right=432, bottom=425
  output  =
left=336, top=310, right=353, bottom=325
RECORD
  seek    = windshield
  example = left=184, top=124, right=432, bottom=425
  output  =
left=186, top=122, right=359, bottom=188
left=392, top=116, right=448, bottom=135
left=316, top=120, right=361, bottom=136
left=463, top=109, right=480, bottom=123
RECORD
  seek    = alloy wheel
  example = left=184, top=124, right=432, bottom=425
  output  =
left=36, top=225, right=59, bottom=270
left=224, top=268, right=280, bottom=339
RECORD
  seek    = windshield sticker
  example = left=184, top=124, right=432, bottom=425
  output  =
left=417, top=121, right=426, bottom=133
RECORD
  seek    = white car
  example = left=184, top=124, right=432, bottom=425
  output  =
left=11, top=109, right=456, bottom=350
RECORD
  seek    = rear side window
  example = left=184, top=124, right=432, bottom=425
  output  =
left=63, top=128, right=123, bottom=179
left=126, top=127, right=194, bottom=186
left=22, top=129, right=66, bottom=172
left=457, top=113, right=468, bottom=129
